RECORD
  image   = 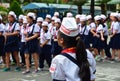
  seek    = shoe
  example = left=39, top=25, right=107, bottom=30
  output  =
left=22, top=70, right=30, bottom=74
left=32, top=70, right=39, bottom=73
left=39, top=68, right=44, bottom=71
left=3, top=68, right=10, bottom=72
left=15, top=67, right=21, bottom=72
left=110, top=59, right=115, bottom=63
left=11, top=62, right=16, bottom=65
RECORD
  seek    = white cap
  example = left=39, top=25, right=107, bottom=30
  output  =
left=42, top=21, right=48, bottom=26
left=94, top=15, right=101, bottom=21
left=110, top=13, right=118, bottom=17
left=27, top=12, right=36, bottom=20
left=54, top=12, right=59, bottom=16
left=46, top=14, right=51, bottom=19
left=86, top=15, right=92, bottom=20
left=66, top=12, right=73, bottom=17
left=37, top=17, right=43, bottom=22
left=8, top=11, right=16, bottom=18
left=19, top=14, right=24, bottom=20
left=55, top=18, right=61, bottom=23
left=101, top=14, right=106, bottom=20
left=23, top=18, right=27, bottom=24
left=118, top=13, right=120, bottom=17
left=80, top=16, right=87, bottom=21
left=75, top=14, right=81, bottom=19
left=0, top=15, right=2, bottom=20
left=60, top=17, right=79, bottom=37
left=52, top=16, right=57, bottom=21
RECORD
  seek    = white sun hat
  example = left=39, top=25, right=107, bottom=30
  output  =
left=60, top=17, right=79, bottom=37
left=8, top=11, right=16, bottom=18
left=37, top=17, right=43, bottom=22
left=27, top=12, right=36, bottom=20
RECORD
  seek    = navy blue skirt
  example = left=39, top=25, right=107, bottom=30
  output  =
left=24, top=39, right=39, bottom=54
left=92, top=35, right=106, bottom=49
left=0, top=36, right=5, bottom=56
left=80, top=35, right=90, bottom=49
left=109, top=34, right=120, bottom=49
left=5, top=36, right=19, bottom=52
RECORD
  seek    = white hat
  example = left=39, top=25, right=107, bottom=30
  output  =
left=8, top=11, right=16, bottom=18
left=19, top=14, right=24, bottom=20
left=27, top=12, right=36, bottom=20
left=52, top=16, right=57, bottom=21
left=0, top=15, right=2, bottom=20
left=23, top=18, right=27, bottom=24
left=55, top=18, right=61, bottom=23
left=110, top=13, right=118, bottom=17
left=118, top=13, right=120, bottom=17
left=101, top=14, right=106, bottom=20
left=37, top=17, right=43, bottom=22
left=86, top=15, right=92, bottom=20
left=54, top=12, right=59, bottom=16
left=80, top=16, right=87, bottom=21
left=75, top=14, right=81, bottom=19
left=42, top=21, right=48, bottom=26
left=46, top=14, right=51, bottom=19
left=66, top=12, right=73, bottom=17
left=94, top=15, right=101, bottom=21
left=60, top=17, right=79, bottom=37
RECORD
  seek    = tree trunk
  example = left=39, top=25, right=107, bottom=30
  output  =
left=90, top=0, right=94, bottom=19
left=78, top=5, right=82, bottom=14
left=101, top=3, right=106, bottom=15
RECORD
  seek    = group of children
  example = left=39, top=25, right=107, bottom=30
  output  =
left=0, top=11, right=120, bottom=74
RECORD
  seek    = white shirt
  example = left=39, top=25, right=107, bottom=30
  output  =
left=96, top=24, right=103, bottom=33
left=79, top=25, right=90, bottom=35
left=5, top=22, right=20, bottom=32
left=103, top=23, right=109, bottom=36
left=0, top=23, right=5, bottom=32
left=89, top=22, right=96, bottom=29
left=20, top=26, right=28, bottom=42
left=51, top=27, right=59, bottom=39
left=40, top=29, right=51, bottom=45
left=50, top=49, right=96, bottom=81
left=27, top=24, right=40, bottom=34
left=111, top=21, right=120, bottom=34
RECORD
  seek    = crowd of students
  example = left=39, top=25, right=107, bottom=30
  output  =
left=0, top=11, right=120, bottom=76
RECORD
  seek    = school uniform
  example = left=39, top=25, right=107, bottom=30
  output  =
left=24, top=24, right=39, bottom=54
left=5, top=22, right=20, bottom=52
left=92, top=24, right=105, bottom=49
left=0, top=23, right=5, bottom=56
left=79, top=25, right=90, bottom=49
left=109, top=21, right=120, bottom=49
left=51, top=27, right=62, bottom=56
left=19, top=26, right=28, bottom=64
left=103, top=23, right=111, bottom=58
left=88, top=22, right=96, bottom=44
left=50, top=49, right=96, bottom=81
left=39, top=29, right=52, bottom=68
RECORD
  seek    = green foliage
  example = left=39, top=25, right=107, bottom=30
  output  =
left=0, top=6, right=8, bottom=12
left=96, top=0, right=111, bottom=4
left=9, top=0, right=23, bottom=16
left=73, top=0, right=88, bottom=6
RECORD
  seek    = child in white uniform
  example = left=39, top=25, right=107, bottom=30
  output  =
left=50, top=17, right=96, bottom=81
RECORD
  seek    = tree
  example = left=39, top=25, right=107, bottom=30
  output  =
left=96, top=0, right=111, bottom=15
left=90, top=0, right=95, bottom=19
left=9, top=0, right=23, bottom=16
left=73, top=0, right=88, bottom=14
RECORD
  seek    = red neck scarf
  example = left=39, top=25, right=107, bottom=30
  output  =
left=61, top=47, right=76, bottom=54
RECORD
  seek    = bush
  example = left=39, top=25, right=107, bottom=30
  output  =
left=9, top=0, right=23, bottom=16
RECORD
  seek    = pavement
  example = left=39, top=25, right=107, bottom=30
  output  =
left=0, top=61, right=120, bottom=81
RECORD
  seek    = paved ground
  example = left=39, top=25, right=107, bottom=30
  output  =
left=0, top=61, right=120, bottom=81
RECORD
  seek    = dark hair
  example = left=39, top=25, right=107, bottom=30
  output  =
left=58, top=31, right=90, bottom=81
left=97, top=20, right=105, bottom=28
left=28, top=16, right=36, bottom=23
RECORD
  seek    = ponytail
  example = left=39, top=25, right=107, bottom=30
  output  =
left=58, top=31, right=91, bottom=81
left=76, top=37, right=90, bottom=81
